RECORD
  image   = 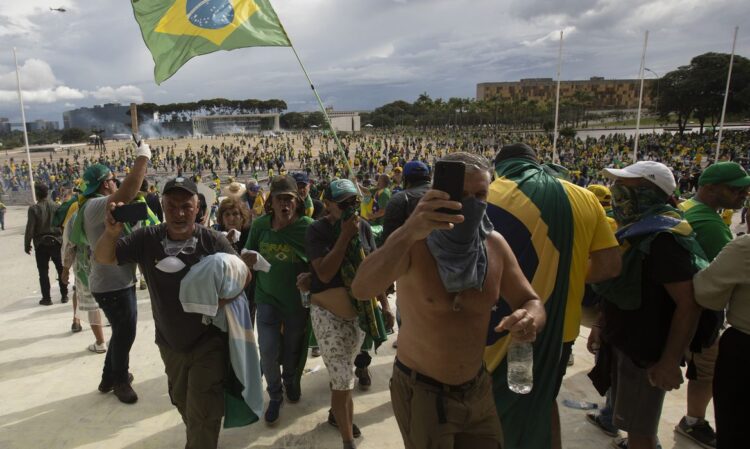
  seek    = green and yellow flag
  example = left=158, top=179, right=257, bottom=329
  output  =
left=131, top=0, right=291, bottom=84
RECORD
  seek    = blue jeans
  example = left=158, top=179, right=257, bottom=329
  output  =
left=256, top=303, right=308, bottom=401
left=599, top=389, right=617, bottom=430
left=94, top=286, right=137, bottom=384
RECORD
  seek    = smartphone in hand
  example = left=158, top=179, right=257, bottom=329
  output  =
left=111, top=202, right=148, bottom=223
left=432, top=161, right=465, bottom=214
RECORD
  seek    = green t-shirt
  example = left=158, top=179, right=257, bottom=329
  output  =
left=245, top=214, right=313, bottom=315
left=684, top=200, right=733, bottom=261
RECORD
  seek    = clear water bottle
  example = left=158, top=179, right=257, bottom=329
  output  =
left=507, top=341, right=533, bottom=394
left=300, top=290, right=311, bottom=308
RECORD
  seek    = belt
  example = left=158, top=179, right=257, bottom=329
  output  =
left=394, top=358, right=483, bottom=393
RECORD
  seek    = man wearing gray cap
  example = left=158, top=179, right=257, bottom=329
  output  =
left=95, top=176, right=240, bottom=449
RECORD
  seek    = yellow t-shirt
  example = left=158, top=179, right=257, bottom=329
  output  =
left=560, top=180, right=620, bottom=342
left=721, top=208, right=734, bottom=226
left=253, top=192, right=267, bottom=217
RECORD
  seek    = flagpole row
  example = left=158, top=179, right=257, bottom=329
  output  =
left=13, top=47, right=36, bottom=203
left=716, top=26, right=739, bottom=163
left=286, top=44, right=356, bottom=185
left=552, top=30, right=563, bottom=165
left=633, top=30, right=649, bottom=163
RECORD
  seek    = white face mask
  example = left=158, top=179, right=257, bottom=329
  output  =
left=155, top=256, right=187, bottom=273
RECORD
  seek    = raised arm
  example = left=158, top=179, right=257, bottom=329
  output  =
left=351, top=190, right=463, bottom=300
left=109, top=142, right=151, bottom=205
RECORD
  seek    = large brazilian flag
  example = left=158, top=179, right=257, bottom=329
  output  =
left=485, top=158, right=573, bottom=449
left=131, top=0, right=291, bottom=84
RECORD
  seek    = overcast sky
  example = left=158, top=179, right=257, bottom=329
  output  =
left=1, top=0, right=748, bottom=123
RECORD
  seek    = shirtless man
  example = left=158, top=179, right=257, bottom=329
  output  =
left=352, top=152, right=545, bottom=449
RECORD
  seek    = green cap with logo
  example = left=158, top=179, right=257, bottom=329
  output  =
left=325, top=179, right=359, bottom=202
left=82, top=164, right=111, bottom=197
left=699, top=162, right=750, bottom=187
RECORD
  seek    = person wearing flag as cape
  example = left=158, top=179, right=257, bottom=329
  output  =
left=591, top=161, right=707, bottom=449
left=352, top=152, right=545, bottom=449
left=485, top=143, right=621, bottom=449
left=303, top=178, right=387, bottom=449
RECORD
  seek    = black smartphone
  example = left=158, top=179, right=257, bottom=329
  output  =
left=111, top=202, right=148, bottom=223
left=432, top=160, right=465, bottom=214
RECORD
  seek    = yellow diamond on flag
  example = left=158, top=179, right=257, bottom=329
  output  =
left=155, top=0, right=260, bottom=47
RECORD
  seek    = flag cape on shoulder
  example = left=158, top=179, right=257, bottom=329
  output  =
left=484, top=158, right=574, bottom=449
left=131, top=0, right=291, bottom=84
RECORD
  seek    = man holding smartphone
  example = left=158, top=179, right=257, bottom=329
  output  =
left=77, top=140, right=151, bottom=404
left=352, top=152, right=545, bottom=449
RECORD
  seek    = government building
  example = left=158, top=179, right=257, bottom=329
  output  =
left=476, top=77, right=656, bottom=110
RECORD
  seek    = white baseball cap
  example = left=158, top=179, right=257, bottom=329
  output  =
left=602, top=161, right=676, bottom=196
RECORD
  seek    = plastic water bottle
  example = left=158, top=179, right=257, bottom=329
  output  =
left=300, top=290, right=311, bottom=308
left=507, top=341, right=533, bottom=394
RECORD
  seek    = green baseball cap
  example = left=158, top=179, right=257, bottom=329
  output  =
left=82, top=164, right=111, bottom=197
left=699, top=162, right=750, bottom=187
left=325, top=179, right=359, bottom=202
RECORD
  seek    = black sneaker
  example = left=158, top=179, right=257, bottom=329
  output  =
left=675, top=417, right=716, bottom=448
left=265, top=398, right=283, bottom=425
left=39, top=298, right=53, bottom=306
left=113, top=382, right=138, bottom=404
left=61, top=295, right=69, bottom=304
left=99, top=372, right=134, bottom=393
left=285, top=383, right=301, bottom=403
left=327, top=409, right=362, bottom=438
left=354, top=367, right=371, bottom=390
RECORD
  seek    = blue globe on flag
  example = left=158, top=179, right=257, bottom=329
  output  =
left=187, top=0, right=235, bottom=29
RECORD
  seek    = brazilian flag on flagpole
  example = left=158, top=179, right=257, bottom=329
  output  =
left=131, top=0, right=291, bottom=84
left=484, top=158, right=573, bottom=449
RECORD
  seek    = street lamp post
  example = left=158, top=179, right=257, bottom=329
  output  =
left=644, top=68, right=660, bottom=132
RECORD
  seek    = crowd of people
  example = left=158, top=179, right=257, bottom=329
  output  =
left=18, top=127, right=750, bottom=449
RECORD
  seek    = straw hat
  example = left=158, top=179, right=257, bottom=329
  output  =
left=224, top=181, right=246, bottom=198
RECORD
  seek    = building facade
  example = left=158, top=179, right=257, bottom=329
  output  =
left=325, top=108, right=361, bottom=132
left=62, top=103, right=130, bottom=135
left=26, top=120, right=59, bottom=132
left=476, top=77, right=656, bottom=110
left=191, top=113, right=281, bottom=135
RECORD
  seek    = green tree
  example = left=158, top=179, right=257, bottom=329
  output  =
left=60, top=128, right=87, bottom=143
left=657, top=66, right=695, bottom=134
left=280, top=112, right=305, bottom=129
left=689, top=52, right=750, bottom=133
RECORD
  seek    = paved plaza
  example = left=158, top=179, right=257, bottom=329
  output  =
left=0, top=205, right=715, bottom=448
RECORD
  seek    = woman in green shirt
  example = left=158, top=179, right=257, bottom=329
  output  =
left=244, top=175, right=313, bottom=425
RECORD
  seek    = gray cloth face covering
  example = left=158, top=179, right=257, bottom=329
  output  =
left=426, top=197, right=493, bottom=295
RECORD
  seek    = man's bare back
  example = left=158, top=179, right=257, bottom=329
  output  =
left=396, top=233, right=505, bottom=385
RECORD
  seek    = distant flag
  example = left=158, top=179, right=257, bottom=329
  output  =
left=130, top=0, right=291, bottom=84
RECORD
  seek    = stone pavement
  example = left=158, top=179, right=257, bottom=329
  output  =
left=0, top=205, right=716, bottom=449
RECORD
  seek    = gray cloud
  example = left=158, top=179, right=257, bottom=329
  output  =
left=0, top=0, right=748, bottom=123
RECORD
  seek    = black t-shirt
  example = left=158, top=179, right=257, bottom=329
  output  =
left=305, top=218, right=376, bottom=294
left=604, top=232, right=698, bottom=367
left=382, top=182, right=430, bottom=242
left=116, top=223, right=236, bottom=352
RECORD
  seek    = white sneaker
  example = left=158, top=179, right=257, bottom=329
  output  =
left=88, top=342, right=107, bottom=354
